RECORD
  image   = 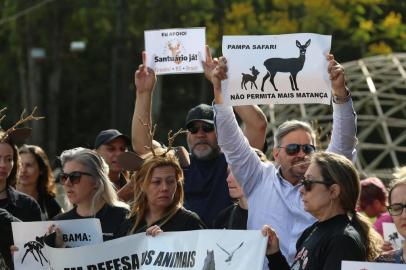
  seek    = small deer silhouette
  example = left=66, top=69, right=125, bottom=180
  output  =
left=167, top=41, right=182, bottom=64
left=241, top=66, right=260, bottom=90
left=201, top=250, right=215, bottom=270
left=261, top=39, right=311, bottom=92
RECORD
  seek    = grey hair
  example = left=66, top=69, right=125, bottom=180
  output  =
left=274, top=120, right=316, bottom=147
left=60, top=147, right=128, bottom=216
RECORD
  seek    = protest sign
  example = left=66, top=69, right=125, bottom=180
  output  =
left=12, top=219, right=102, bottom=270
left=221, top=33, right=332, bottom=105
left=46, top=229, right=267, bottom=270
left=383, top=222, right=405, bottom=249
left=145, top=27, right=205, bottom=75
left=342, top=260, right=404, bottom=270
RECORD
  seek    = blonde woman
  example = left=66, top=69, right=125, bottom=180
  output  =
left=118, top=148, right=205, bottom=236
left=54, top=147, right=129, bottom=241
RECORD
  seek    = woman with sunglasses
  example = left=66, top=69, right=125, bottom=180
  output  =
left=17, top=144, right=62, bottom=220
left=117, top=147, right=206, bottom=236
left=53, top=147, right=129, bottom=241
left=263, top=151, right=382, bottom=270
left=376, top=177, right=406, bottom=264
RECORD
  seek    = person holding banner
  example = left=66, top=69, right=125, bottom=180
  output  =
left=53, top=147, right=129, bottom=241
left=131, top=49, right=267, bottom=227
left=210, top=54, right=358, bottom=265
left=262, top=151, right=382, bottom=270
left=17, top=144, right=62, bottom=220
left=376, top=177, right=406, bottom=264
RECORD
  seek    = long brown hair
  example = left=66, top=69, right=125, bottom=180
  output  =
left=311, top=152, right=382, bottom=261
left=19, top=144, right=56, bottom=197
left=129, top=148, right=184, bottom=234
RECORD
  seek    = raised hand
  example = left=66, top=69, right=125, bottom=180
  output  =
left=327, top=54, right=349, bottom=97
left=203, top=45, right=219, bottom=82
left=134, top=51, right=157, bottom=94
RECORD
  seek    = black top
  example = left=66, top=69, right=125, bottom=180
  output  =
left=0, top=186, right=41, bottom=222
left=37, top=193, right=62, bottom=220
left=213, top=203, right=248, bottom=229
left=267, top=214, right=366, bottom=270
left=0, top=208, right=21, bottom=269
left=54, top=203, right=129, bottom=241
left=117, top=207, right=206, bottom=236
left=183, top=153, right=232, bottom=228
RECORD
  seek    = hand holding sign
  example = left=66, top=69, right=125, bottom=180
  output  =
left=134, top=51, right=156, bottom=95
left=327, top=54, right=349, bottom=98
left=213, top=57, right=228, bottom=104
left=261, top=225, right=280, bottom=256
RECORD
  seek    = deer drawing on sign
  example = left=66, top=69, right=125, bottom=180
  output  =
left=261, top=39, right=311, bottom=92
left=201, top=250, right=215, bottom=270
left=241, top=66, right=260, bottom=90
left=21, top=234, right=48, bottom=266
left=167, top=41, right=182, bottom=64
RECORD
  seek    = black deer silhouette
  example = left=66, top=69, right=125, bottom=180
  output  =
left=261, top=39, right=311, bottom=92
left=241, top=66, right=260, bottom=90
left=21, top=234, right=48, bottom=266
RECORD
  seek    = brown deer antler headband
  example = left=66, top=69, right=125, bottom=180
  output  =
left=0, top=107, right=44, bottom=144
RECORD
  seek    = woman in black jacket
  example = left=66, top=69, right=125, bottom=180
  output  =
left=263, top=152, right=383, bottom=270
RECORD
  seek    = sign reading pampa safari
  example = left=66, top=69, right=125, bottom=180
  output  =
left=221, top=33, right=332, bottom=105
left=145, top=27, right=205, bottom=75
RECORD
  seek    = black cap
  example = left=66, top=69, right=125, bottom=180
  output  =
left=94, top=129, right=130, bottom=149
left=185, top=104, right=214, bottom=128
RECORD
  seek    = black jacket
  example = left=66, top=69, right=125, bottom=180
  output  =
left=2, top=186, right=42, bottom=222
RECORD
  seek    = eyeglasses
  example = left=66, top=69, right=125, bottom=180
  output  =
left=188, top=123, right=215, bottom=134
left=301, top=178, right=331, bottom=192
left=387, top=203, right=406, bottom=216
left=278, top=144, right=315, bottom=156
left=60, top=171, right=92, bottom=185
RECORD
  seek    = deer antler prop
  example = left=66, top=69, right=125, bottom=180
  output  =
left=0, top=106, right=44, bottom=143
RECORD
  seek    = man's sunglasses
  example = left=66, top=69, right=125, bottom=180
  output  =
left=387, top=203, right=406, bottom=216
left=60, top=171, right=92, bottom=185
left=188, top=123, right=215, bottom=134
left=301, top=178, right=331, bottom=192
left=279, top=144, right=315, bottom=156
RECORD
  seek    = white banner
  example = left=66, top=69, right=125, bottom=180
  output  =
left=221, top=33, right=332, bottom=105
left=46, top=229, right=267, bottom=270
left=341, top=260, right=405, bottom=270
left=145, top=27, right=206, bottom=75
left=12, top=219, right=103, bottom=270
left=383, top=222, right=405, bottom=249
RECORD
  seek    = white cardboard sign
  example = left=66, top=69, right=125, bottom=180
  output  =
left=383, top=222, right=405, bottom=250
left=221, top=33, right=332, bottom=105
left=342, top=260, right=405, bottom=270
left=12, top=219, right=102, bottom=270
left=145, top=27, right=206, bottom=75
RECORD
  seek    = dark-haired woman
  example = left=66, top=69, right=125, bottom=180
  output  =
left=263, top=152, right=383, bottom=270
left=17, top=144, right=62, bottom=220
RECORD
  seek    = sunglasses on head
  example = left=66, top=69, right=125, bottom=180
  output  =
left=301, top=178, right=331, bottom=192
left=387, top=203, right=406, bottom=216
left=188, top=123, right=215, bottom=134
left=279, top=144, right=315, bottom=156
left=60, top=171, right=92, bottom=185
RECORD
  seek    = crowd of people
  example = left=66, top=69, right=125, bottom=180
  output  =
left=0, top=47, right=405, bottom=270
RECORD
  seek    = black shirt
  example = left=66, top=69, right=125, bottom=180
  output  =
left=54, top=203, right=129, bottom=241
left=117, top=207, right=206, bottom=236
left=0, top=186, right=41, bottom=222
left=267, top=214, right=366, bottom=270
left=213, top=203, right=248, bottom=229
left=0, top=208, right=21, bottom=269
left=37, top=193, right=62, bottom=220
left=183, top=153, right=232, bottom=228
